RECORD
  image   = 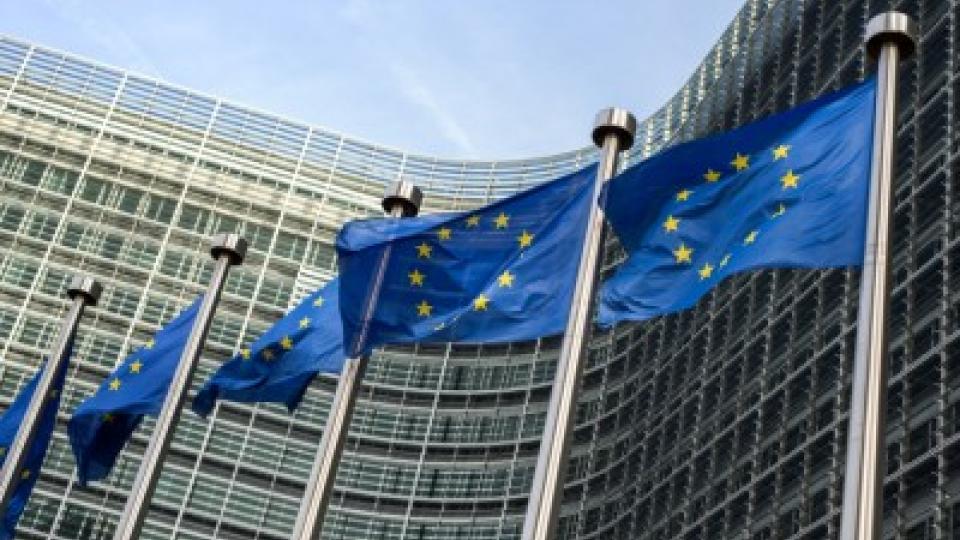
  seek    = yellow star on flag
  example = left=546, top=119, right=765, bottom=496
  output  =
left=673, top=243, right=693, bottom=264
left=494, top=212, right=510, bottom=229
left=262, top=349, right=275, bottom=361
left=676, top=189, right=693, bottom=202
left=144, top=338, right=155, bottom=350
left=129, top=360, right=142, bottom=374
left=280, top=336, right=294, bottom=350
left=518, top=230, right=534, bottom=249
left=772, top=203, right=786, bottom=218
left=744, top=230, right=759, bottom=245
left=772, top=144, right=791, bottom=160
left=240, top=348, right=251, bottom=360
left=299, top=317, right=311, bottom=329
left=663, top=215, right=680, bottom=233
left=109, top=378, right=121, bottom=391
left=731, top=153, right=750, bottom=171
left=313, top=296, right=325, bottom=307
left=437, top=227, right=452, bottom=241
left=466, top=215, right=480, bottom=227
left=102, top=413, right=114, bottom=423
left=20, top=469, right=30, bottom=480
left=497, top=270, right=515, bottom=287
left=473, top=294, right=490, bottom=311
left=780, top=170, right=800, bottom=189
left=416, top=300, right=433, bottom=317
left=720, top=253, right=732, bottom=267
left=408, top=269, right=425, bottom=287
left=416, top=242, right=432, bottom=258
left=699, top=263, right=714, bottom=280
left=704, top=169, right=721, bottom=182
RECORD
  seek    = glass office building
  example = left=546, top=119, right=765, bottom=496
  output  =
left=0, top=0, right=953, bottom=538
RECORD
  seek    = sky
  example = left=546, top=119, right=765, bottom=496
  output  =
left=0, top=1, right=745, bottom=160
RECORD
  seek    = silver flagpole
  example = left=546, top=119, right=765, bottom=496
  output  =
left=0, top=275, right=101, bottom=514
left=523, top=108, right=635, bottom=540
left=291, top=180, right=422, bottom=540
left=113, top=234, right=246, bottom=540
left=840, top=12, right=916, bottom=540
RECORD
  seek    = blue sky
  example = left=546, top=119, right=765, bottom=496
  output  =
left=0, top=1, right=744, bottom=159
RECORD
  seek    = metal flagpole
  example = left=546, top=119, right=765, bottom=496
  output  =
left=840, top=12, right=916, bottom=540
left=113, top=234, right=246, bottom=540
left=291, top=180, right=423, bottom=540
left=522, top=108, right=635, bottom=540
left=0, top=275, right=101, bottom=514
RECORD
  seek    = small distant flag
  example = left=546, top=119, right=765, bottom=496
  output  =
left=336, top=165, right=597, bottom=356
left=598, top=77, right=876, bottom=324
left=0, top=356, right=69, bottom=539
left=193, top=278, right=345, bottom=416
left=67, top=299, right=200, bottom=485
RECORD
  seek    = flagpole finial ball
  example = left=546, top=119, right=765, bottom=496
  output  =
left=209, top=233, right=248, bottom=265
left=67, top=275, right=102, bottom=306
left=865, top=12, right=917, bottom=60
left=382, top=180, right=423, bottom=217
left=592, top=108, right=637, bottom=151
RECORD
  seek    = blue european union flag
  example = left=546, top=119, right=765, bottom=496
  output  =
left=598, top=78, right=876, bottom=325
left=0, top=356, right=69, bottom=540
left=67, top=298, right=200, bottom=485
left=192, top=279, right=344, bottom=416
left=336, top=165, right=597, bottom=356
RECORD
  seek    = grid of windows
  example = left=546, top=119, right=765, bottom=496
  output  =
left=0, top=0, right=955, bottom=538
left=0, top=30, right=601, bottom=540
left=562, top=0, right=960, bottom=539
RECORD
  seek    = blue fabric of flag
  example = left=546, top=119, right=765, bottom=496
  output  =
left=598, top=77, right=877, bottom=325
left=0, top=354, right=69, bottom=540
left=336, top=165, right=597, bottom=356
left=192, top=278, right=344, bottom=416
left=67, top=298, right=200, bottom=485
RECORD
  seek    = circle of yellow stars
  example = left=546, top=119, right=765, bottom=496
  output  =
left=411, top=210, right=534, bottom=322
left=234, top=288, right=330, bottom=364
left=664, top=143, right=795, bottom=282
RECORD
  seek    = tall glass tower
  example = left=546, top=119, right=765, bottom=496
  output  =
left=0, top=0, right=953, bottom=538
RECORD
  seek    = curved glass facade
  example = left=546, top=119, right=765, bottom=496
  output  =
left=0, top=0, right=954, bottom=538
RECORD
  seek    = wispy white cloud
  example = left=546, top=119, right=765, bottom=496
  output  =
left=388, top=61, right=477, bottom=155
left=334, top=1, right=479, bottom=155
left=338, top=0, right=377, bottom=28
left=40, top=0, right=165, bottom=79
left=2, top=0, right=746, bottom=158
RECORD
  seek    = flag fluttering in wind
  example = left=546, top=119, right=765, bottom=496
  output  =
left=0, top=357, right=69, bottom=540
left=193, top=278, right=345, bottom=416
left=336, top=165, right=597, bottom=356
left=599, top=77, right=876, bottom=324
left=68, top=299, right=200, bottom=485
